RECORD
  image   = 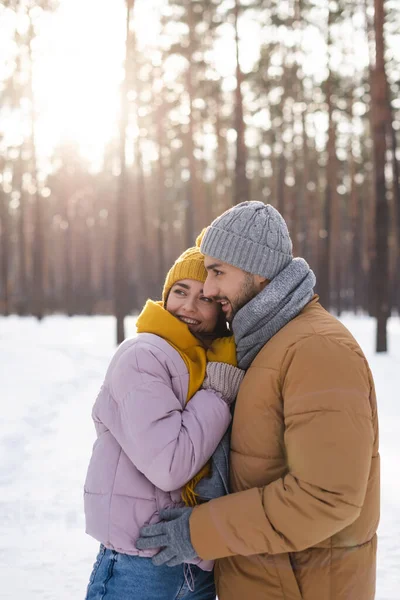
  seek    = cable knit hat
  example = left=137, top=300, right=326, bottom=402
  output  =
left=198, top=201, right=293, bottom=279
left=162, top=246, right=208, bottom=304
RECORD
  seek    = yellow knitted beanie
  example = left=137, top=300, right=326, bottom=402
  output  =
left=162, top=246, right=208, bottom=304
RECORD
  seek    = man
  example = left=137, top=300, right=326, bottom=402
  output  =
left=137, top=201, right=380, bottom=600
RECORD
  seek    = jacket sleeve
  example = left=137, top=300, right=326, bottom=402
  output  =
left=194, top=430, right=230, bottom=500
left=94, top=341, right=231, bottom=492
left=190, top=335, right=375, bottom=559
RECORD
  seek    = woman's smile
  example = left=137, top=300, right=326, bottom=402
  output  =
left=177, top=315, right=201, bottom=326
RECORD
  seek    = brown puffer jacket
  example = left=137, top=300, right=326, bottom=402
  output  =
left=190, top=296, right=380, bottom=600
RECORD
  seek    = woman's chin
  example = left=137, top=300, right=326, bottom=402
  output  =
left=189, top=326, right=209, bottom=337
left=188, top=325, right=201, bottom=334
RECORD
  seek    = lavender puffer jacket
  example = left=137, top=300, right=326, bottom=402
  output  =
left=84, top=333, right=231, bottom=563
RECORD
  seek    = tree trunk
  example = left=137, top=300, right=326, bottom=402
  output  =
left=276, top=149, right=286, bottom=217
left=0, top=186, right=10, bottom=316
left=184, top=0, right=197, bottom=245
left=233, top=0, right=249, bottom=206
left=135, top=138, right=149, bottom=306
left=156, top=98, right=167, bottom=289
left=215, top=93, right=230, bottom=214
left=64, top=197, right=74, bottom=316
left=325, top=5, right=338, bottom=312
left=318, top=188, right=330, bottom=309
left=349, top=131, right=362, bottom=311
left=297, top=102, right=309, bottom=259
left=28, top=21, right=44, bottom=320
left=15, top=153, right=28, bottom=314
left=387, top=95, right=400, bottom=314
left=114, top=0, right=134, bottom=344
left=131, top=33, right=149, bottom=306
left=372, top=0, right=390, bottom=352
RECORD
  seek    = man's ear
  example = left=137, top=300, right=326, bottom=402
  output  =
left=254, top=275, right=270, bottom=291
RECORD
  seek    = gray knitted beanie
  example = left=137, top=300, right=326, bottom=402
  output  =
left=199, top=201, right=293, bottom=279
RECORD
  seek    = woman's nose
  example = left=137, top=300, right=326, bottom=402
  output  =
left=181, top=296, right=196, bottom=312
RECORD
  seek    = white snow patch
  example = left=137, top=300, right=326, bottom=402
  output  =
left=1, top=314, right=399, bottom=599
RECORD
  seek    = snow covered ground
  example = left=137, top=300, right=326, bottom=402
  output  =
left=1, top=314, right=399, bottom=599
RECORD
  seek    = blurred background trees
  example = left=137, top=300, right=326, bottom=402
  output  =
left=0, top=0, right=399, bottom=350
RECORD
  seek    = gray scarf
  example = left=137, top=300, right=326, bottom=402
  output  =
left=233, top=258, right=316, bottom=369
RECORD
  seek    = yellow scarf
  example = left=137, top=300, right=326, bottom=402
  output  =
left=136, top=300, right=236, bottom=505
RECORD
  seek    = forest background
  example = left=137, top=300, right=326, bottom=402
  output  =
left=0, top=0, right=399, bottom=349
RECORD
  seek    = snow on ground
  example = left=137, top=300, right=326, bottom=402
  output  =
left=1, top=314, right=400, bottom=599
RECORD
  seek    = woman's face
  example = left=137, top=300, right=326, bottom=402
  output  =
left=166, top=278, right=220, bottom=334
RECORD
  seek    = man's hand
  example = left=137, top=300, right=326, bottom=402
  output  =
left=136, top=507, right=197, bottom=567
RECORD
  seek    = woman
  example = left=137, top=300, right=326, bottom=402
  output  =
left=84, top=246, right=244, bottom=600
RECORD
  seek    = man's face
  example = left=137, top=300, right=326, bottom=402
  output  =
left=203, top=256, right=266, bottom=323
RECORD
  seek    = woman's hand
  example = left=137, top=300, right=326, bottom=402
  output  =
left=201, top=362, right=245, bottom=405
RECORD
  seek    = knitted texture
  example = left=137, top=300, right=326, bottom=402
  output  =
left=233, top=258, right=316, bottom=368
left=137, top=507, right=196, bottom=567
left=194, top=431, right=230, bottom=501
left=162, top=246, right=208, bottom=304
left=201, top=362, right=245, bottom=405
left=199, top=201, right=293, bottom=279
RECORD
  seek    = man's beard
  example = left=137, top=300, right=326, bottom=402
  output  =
left=227, top=273, right=259, bottom=323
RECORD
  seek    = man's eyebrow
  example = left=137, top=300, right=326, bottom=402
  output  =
left=173, top=282, right=190, bottom=290
left=205, top=262, right=222, bottom=271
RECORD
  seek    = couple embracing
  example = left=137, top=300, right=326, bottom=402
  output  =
left=84, top=201, right=379, bottom=600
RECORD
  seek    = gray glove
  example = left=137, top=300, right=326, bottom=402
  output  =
left=194, top=431, right=230, bottom=500
left=202, top=362, right=245, bottom=405
left=136, top=507, right=195, bottom=567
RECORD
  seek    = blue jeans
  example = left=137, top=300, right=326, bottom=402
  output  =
left=85, top=545, right=216, bottom=600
